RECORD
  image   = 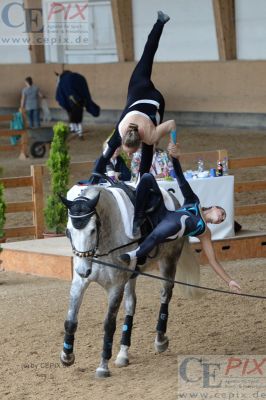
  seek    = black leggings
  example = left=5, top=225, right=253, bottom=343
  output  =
left=68, top=103, right=83, bottom=124
left=134, top=159, right=200, bottom=259
left=93, top=20, right=166, bottom=180
left=134, top=158, right=199, bottom=219
left=126, top=20, right=165, bottom=118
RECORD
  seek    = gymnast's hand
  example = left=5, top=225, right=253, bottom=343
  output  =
left=167, top=142, right=181, bottom=159
left=228, top=280, right=241, bottom=293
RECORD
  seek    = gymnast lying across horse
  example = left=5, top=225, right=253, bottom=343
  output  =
left=120, top=141, right=241, bottom=294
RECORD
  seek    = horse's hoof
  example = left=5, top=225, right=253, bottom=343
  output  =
left=115, top=356, right=129, bottom=368
left=60, top=351, right=75, bottom=367
left=95, top=367, right=111, bottom=378
left=154, top=336, right=169, bottom=353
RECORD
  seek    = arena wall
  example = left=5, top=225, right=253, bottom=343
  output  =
left=1, top=61, right=266, bottom=116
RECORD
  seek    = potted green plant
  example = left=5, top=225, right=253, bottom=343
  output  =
left=44, top=122, right=70, bottom=235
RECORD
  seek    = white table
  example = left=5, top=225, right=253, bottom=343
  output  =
left=157, top=175, right=235, bottom=242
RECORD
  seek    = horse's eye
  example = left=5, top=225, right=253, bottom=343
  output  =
left=91, top=228, right=96, bottom=235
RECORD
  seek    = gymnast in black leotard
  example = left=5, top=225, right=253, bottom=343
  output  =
left=120, top=142, right=241, bottom=293
left=91, top=11, right=177, bottom=183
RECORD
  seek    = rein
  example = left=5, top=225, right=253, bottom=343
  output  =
left=65, top=188, right=266, bottom=300
left=67, top=180, right=160, bottom=258
left=68, top=208, right=142, bottom=258
left=95, top=238, right=141, bottom=257
left=87, top=256, right=266, bottom=300
left=68, top=227, right=141, bottom=258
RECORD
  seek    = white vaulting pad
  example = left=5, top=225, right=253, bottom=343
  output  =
left=67, top=185, right=85, bottom=200
left=107, top=186, right=176, bottom=240
left=67, top=184, right=176, bottom=240
left=106, top=187, right=135, bottom=239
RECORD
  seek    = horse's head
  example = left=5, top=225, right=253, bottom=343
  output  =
left=60, top=191, right=100, bottom=278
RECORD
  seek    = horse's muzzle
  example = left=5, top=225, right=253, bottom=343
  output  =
left=77, top=269, right=91, bottom=279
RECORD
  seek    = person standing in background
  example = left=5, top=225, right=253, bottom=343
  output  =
left=56, top=70, right=101, bottom=140
left=104, top=144, right=131, bottom=181
left=20, top=77, right=43, bottom=129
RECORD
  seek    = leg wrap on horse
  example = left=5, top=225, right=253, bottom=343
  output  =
left=156, top=303, right=169, bottom=333
left=63, top=320, right=78, bottom=354
left=102, top=316, right=117, bottom=360
left=121, top=315, right=133, bottom=347
left=102, top=334, right=113, bottom=361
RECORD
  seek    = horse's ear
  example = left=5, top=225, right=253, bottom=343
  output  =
left=54, top=71, right=60, bottom=76
left=89, top=192, right=100, bottom=209
left=59, top=194, right=73, bottom=209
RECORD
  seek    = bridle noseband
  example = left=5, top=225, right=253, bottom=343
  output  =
left=66, top=194, right=141, bottom=261
left=67, top=197, right=101, bottom=259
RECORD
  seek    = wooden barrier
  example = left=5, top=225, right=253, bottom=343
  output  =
left=0, top=165, right=44, bottom=239
left=0, top=129, right=29, bottom=159
left=174, top=150, right=266, bottom=216
left=0, top=162, right=94, bottom=241
left=180, top=149, right=228, bottom=165
left=0, top=114, right=28, bottom=159
left=177, top=151, right=266, bottom=218
left=44, top=154, right=266, bottom=263
left=190, top=154, right=266, bottom=263
left=1, top=151, right=265, bottom=258
left=191, top=230, right=266, bottom=263
left=0, top=115, right=13, bottom=123
left=229, top=156, right=266, bottom=216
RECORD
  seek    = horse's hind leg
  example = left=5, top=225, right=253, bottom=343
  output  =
left=96, top=285, right=124, bottom=378
left=115, top=277, right=137, bottom=367
left=154, top=257, right=177, bottom=353
left=60, top=272, right=89, bottom=367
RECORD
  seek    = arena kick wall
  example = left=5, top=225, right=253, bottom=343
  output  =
left=1, top=61, right=266, bottom=127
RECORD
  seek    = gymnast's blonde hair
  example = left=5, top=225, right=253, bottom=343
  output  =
left=122, top=123, right=141, bottom=148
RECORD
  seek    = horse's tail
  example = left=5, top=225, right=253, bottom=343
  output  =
left=175, top=239, right=204, bottom=299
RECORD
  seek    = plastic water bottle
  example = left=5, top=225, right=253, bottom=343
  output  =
left=222, top=157, right=228, bottom=175
left=131, top=151, right=141, bottom=182
left=197, top=159, right=204, bottom=173
left=106, top=164, right=116, bottom=182
left=217, top=160, right=223, bottom=176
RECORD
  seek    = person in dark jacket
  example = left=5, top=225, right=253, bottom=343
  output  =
left=107, top=147, right=132, bottom=182
left=96, top=145, right=131, bottom=182
left=56, top=70, right=100, bottom=139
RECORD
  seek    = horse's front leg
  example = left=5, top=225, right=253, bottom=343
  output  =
left=115, top=276, right=137, bottom=368
left=60, top=271, right=90, bottom=366
left=154, top=257, right=177, bottom=353
left=96, top=285, right=124, bottom=378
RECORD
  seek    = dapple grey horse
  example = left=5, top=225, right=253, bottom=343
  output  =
left=60, top=184, right=200, bottom=378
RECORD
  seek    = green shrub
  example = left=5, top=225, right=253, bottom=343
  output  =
left=44, top=122, right=70, bottom=234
